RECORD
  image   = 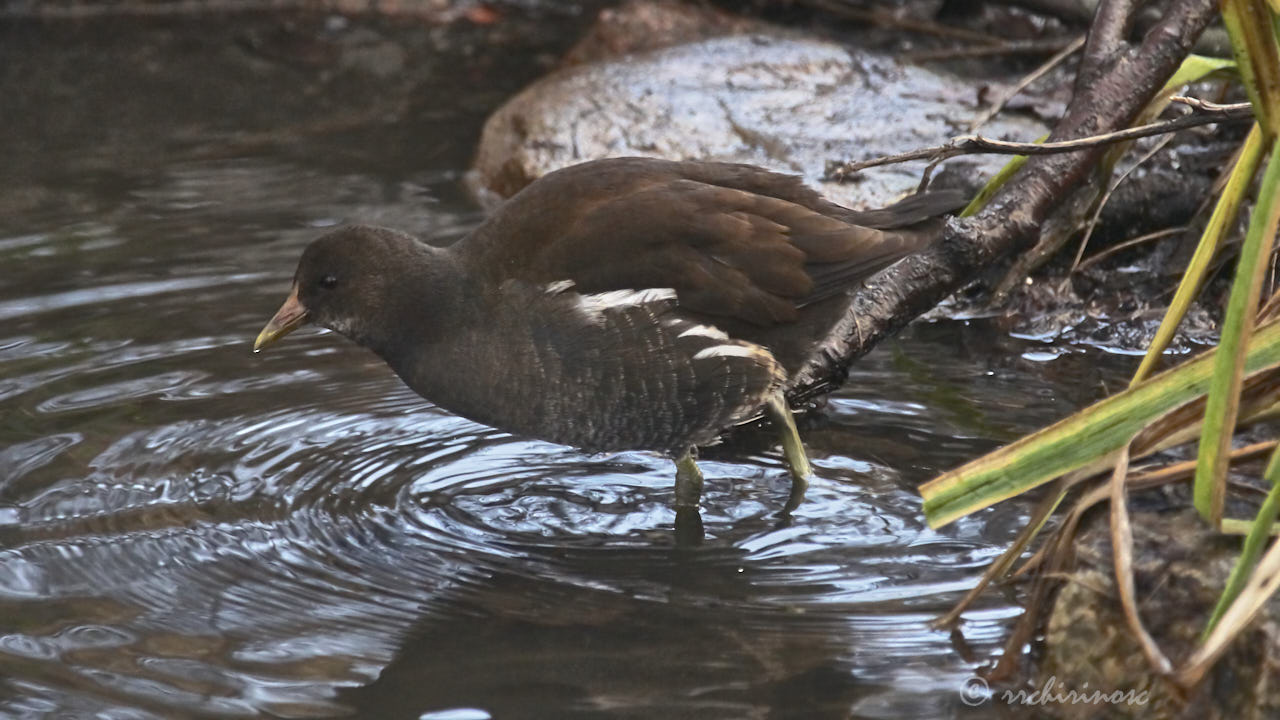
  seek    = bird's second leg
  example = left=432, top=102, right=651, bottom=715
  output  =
left=766, top=391, right=811, bottom=510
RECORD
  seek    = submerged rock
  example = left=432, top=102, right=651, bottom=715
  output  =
left=469, top=32, right=1046, bottom=209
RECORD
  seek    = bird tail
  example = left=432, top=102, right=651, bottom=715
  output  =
left=842, top=188, right=968, bottom=229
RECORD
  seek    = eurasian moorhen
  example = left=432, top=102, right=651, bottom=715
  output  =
left=255, top=157, right=962, bottom=507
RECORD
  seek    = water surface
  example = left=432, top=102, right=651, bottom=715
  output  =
left=0, top=11, right=1136, bottom=719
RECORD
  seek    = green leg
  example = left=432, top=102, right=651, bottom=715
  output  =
left=674, top=450, right=705, bottom=508
left=674, top=506, right=704, bottom=547
left=766, top=391, right=811, bottom=512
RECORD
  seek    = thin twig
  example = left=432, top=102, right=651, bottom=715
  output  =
left=1069, top=133, right=1176, bottom=273
left=906, top=37, right=1082, bottom=63
left=1077, top=226, right=1187, bottom=270
left=915, top=152, right=951, bottom=194
left=969, top=35, right=1087, bottom=131
left=1170, top=96, right=1253, bottom=113
left=827, top=101, right=1252, bottom=179
left=1131, top=441, right=1280, bottom=485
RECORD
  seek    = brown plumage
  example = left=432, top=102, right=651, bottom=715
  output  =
left=255, top=157, right=961, bottom=470
left=460, top=158, right=956, bottom=376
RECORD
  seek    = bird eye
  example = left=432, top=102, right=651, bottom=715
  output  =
left=319, top=274, right=338, bottom=290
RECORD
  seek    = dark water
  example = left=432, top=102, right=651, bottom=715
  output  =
left=0, top=11, right=1137, bottom=720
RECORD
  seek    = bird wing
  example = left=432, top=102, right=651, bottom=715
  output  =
left=460, top=158, right=958, bottom=327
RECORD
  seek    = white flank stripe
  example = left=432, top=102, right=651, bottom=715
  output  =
left=694, top=344, right=759, bottom=360
left=581, top=288, right=677, bottom=309
left=545, top=280, right=575, bottom=294
left=575, top=288, right=677, bottom=322
left=676, top=324, right=729, bottom=340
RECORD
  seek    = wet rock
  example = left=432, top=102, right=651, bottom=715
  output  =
left=469, top=32, right=1047, bottom=208
left=1037, top=497, right=1280, bottom=720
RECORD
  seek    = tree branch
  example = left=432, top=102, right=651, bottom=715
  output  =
left=790, top=0, right=1219, bottom=401
left=1081, top=0, right=1136, bottom=73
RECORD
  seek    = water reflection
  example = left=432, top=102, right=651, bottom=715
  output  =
left=0, top=12, right=1139, bottom=720
left=0, top=284, right=1121, bottom=719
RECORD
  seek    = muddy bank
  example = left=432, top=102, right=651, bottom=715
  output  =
left=1035, top=491, right=1280, bottom=720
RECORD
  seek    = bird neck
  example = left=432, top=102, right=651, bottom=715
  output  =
left=359, top=244, right=469, bottom=363
left=373, top=261, right=521, bottom=429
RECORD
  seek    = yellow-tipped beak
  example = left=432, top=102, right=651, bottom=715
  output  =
left=254, top=286, right=309, bottom=353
